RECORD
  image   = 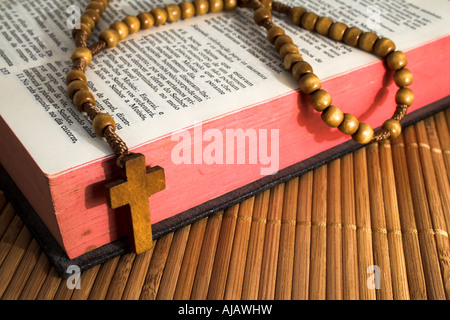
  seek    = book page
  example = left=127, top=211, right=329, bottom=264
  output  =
left=0, top=0, right=449, bottom=174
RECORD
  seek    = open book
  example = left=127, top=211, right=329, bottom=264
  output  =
left=0, top=0, right=449, bottom=264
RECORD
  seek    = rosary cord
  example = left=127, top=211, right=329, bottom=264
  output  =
left=89, top=40, right=107, bottom=56
left=271, top=0, right=290, bottom=14
left=74, top=30, right=88, bottom=48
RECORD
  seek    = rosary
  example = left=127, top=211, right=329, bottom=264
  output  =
left=67, top=0, right=414, bottom=254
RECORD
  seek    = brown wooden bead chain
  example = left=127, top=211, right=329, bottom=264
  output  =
left=68, top=0, right=414, bottom=161
left=252, top=0, right=414, bottom=144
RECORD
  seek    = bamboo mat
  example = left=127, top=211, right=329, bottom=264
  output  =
left=0, top=109, right=449, bottom=300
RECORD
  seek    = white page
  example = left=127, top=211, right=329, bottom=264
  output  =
left=0, top=0, right=448, bottom=175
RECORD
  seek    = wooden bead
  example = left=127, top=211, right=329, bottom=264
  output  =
left=72, top=23, right=92, bottom=38
left=394, top=68, right=413, bottom=87
left=283, top=53, right=303, bottom=70
left=328, top=22, right=347, bottom=41
left=289, top=7, right=306, bottom=25
left=92, top=0, right=107, bottom=8
left=310, top=89, right=331, bottom=111
left=66, top=69, right=87, bottom=85
left=386, top=51, right=408, bottom=70
left=95, top=0, right=108, bottom=7
left=138, top=12, right=155, bottom=29
left=209, top=0, right=224, bottom=13
left=254, top=7, right=271, bottom=26
left=292, top=61, right=313, bottom=80
left=194, top=0, right=209, bottom=15
left=84, top=9, right=101, bottom=25
left=315, top=17, right=333, bottom=36
left=99, top=29, right=120, bottom=48
left=180, top=1, right=195, bottom=19
left=166, top=4, right=181, bottom=22
left=267, top=26, right=285, bottom=44
left=301, top=12, right=318, bottom=31
left=223, top=0, right=237, bottom=11
left=261, top=0, right=273, bottom=11
left=382, top=119, right=402, bottom=140
left=151, top=8, right=168, bottom=26
left=274, top=35, right=293, bottom=52
left=299, top=73, right=321, bottom=94
left=123, top=16, right=141, bottom=34
left=73, top=89, right=95, bottom=111
left=92, top=113, right=116, bottom=136
left=92, top=0, right=107, bottom=12
left=374, top=38, right=396, bottom=58
left=321, top=106, right=344, bottom=127
left=395, top=88, right=414, bottom=106
left=71, top=47, right=92, bottom=65
left=279, top=43, right=299, bottom=59
left=338, top=113, right=359, bottom=135
left=352, top=123, right=374, bottom=144
left=86, top=1, right=105, bottom=14
left=358, top=32, right=378, bottom=52
left=67, top=80, right=88, bottom=99
left=343, top=27, right=362, bottom=47
left=90, top=1, right=106, bottom=11
left=110, top=21, right=129, bottom=40
left=80, top=14, right=96, bottom=30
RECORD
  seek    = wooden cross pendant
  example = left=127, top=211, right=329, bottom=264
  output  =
left=105, top=153, right=165, bottom=254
